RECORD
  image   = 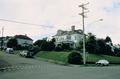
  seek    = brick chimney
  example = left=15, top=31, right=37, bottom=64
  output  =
left=71, top=25, right=75, bottom=31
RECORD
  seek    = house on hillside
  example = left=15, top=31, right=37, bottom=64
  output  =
left=14, top=35, right=33, bottom=47
left=0, top=35, right=33, bottom=49
left=53, top=26, right=83, bottom=48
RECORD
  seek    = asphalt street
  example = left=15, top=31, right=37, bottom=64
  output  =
left=0, top=51, right=120, bottom=79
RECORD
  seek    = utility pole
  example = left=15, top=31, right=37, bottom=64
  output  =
left=79, top=2, right=89, bottom=65
left=1, top=27, right=4, bottom=50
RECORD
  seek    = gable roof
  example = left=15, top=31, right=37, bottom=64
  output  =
left=14, top=35, right=33, bottom=41
left=55, top=29, right=83, bottom=36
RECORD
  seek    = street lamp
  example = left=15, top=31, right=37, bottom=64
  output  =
left=83, top=18, right=103, bottom=65
left=78, top=2, right=103, bottom=65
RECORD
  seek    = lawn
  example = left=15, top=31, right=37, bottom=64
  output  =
left=87, top=54, right=120, bottom=64
left=35, top=51, right=70, bottom=64
left=35, top=51, right=120, bottom=64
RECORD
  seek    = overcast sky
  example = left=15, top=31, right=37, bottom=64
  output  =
left=0, top=0, right=120, bottom=44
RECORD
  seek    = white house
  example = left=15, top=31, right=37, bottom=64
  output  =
left=53, top=26, right=83, bottom=48
left=0, top=35, right=33, bottom=49
left=14, top=35, right=33, bottom=47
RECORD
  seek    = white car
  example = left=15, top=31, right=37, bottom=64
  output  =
left=96, top=59, right=109, bottom=66
left=19, top=50, right=33, bottom=58
left=6, top=48, right=14, bottom=54
left=19, top=50, right=28, bottom=57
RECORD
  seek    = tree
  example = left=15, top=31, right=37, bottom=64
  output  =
left=33, top=39, right=55, bottom=51
left=61, top=43, right=71, bottom=50
left=96, top=39, right=106, bottom=54
left=105, top=36, right=114, bottom=55
left=86, top=33, right=98, bottom=54
left=96, top=39, right=113, bottom=55
left=33, top=40, right=46, bottom=47
left=77, top=33, right=115, bottom=56
left=105, top=36, right=112, bottom=43
left=77, top=33, right=99, bottom=54
left=7, top=38, right=18, bottom=49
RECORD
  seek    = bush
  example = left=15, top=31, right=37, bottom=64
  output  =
left=55, top=46, right=63, bottom=51
left=68, top=52, right=83, bottom=64
left=28, top=46, right=40, bottom=56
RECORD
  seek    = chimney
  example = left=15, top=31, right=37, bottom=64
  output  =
left=71, top=25, right=75, bottom=31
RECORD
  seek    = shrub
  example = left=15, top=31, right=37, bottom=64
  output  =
left=68, top=51, right=83, bottom=64
left=28, top=46, right=40, bottom=56
left=55, top=46, right=63, bottom=51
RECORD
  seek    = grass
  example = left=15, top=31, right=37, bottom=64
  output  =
left=35, top=51, right=120, bottom=64
left=87, top=54, right=120, bottom=64
left=35, top=51, right=70, bottom=65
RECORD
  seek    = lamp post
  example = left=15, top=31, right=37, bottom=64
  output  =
left=79, top=2, right=103, bottom=65
left=83, top=18, right=103, bottom=65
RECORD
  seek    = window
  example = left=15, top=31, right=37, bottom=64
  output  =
left=67, top=35, right=71, bottom=40
left=75, top=36, right=77, bottom=40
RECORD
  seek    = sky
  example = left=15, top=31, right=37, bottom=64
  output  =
left=0, top=0, right=120, bottom=44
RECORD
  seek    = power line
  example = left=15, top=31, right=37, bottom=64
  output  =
left=0, top=18, right=53, bottom=28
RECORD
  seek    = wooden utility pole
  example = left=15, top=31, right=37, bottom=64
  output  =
left=79, top=2, right=89, bottom=65
left=1, top=27, right=4, bottom=50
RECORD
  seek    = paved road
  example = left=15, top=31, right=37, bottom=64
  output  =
left=0, top=51, right=120, bottom=79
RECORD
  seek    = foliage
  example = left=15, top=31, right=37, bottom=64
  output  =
left=86, top=33, right=98, bottom=54
left=34, top=39, right=55, bottom=51
left=113, top=45, right=120, bottom=56
left=77, top=33, right=116, bottom=56
left=33, top=40, right=46, bottom=47
left=55, top=43, right=72, bottom=51
left=68, top=51, right=83, bottom=64
left=15, top=45, right=24, bottom=50
left=61, top=43, right=71, bottom=50
left=28, top=45, right=40, bottom=56
left=105, top=36, right=112, bottom=43
left=7, top=38, right=18, bottom=49
left=55, top=45, right=63, bottom=51
left=96, top=39, right=106, bottom=54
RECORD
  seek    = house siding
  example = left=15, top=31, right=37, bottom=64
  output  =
left=52, top=26, right=83, bottom=48
left=17, top=38, right=33, bottom=46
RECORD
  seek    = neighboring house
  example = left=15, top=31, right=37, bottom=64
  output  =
left=0, top=35, right=33, bottom=48
left=14, top=35, right=33, bottom=47
left=53, top=26, right=83, bottom=48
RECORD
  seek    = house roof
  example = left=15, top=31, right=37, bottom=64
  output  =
left=14, top=35, right=33, bottom=41
left=55, top=29, right=83, bottom=36
left=0, top=36, right=12, bottom=40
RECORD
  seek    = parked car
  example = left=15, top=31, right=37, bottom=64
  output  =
left=96, top=59, right=109, bottom=66
left=6, top=48, right=14, bottom=54
left=20, top=50, right=28, bottom=57
left=19, top=50, right=33, bottom=58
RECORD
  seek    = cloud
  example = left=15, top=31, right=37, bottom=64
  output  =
left=0, top=0, right=120, bottom=44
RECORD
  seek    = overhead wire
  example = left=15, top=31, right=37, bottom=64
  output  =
left=0, top=18, right=53, bottom=28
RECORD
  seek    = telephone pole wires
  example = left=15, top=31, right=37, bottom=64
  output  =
left=79, top=2, right=89, bottom=65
